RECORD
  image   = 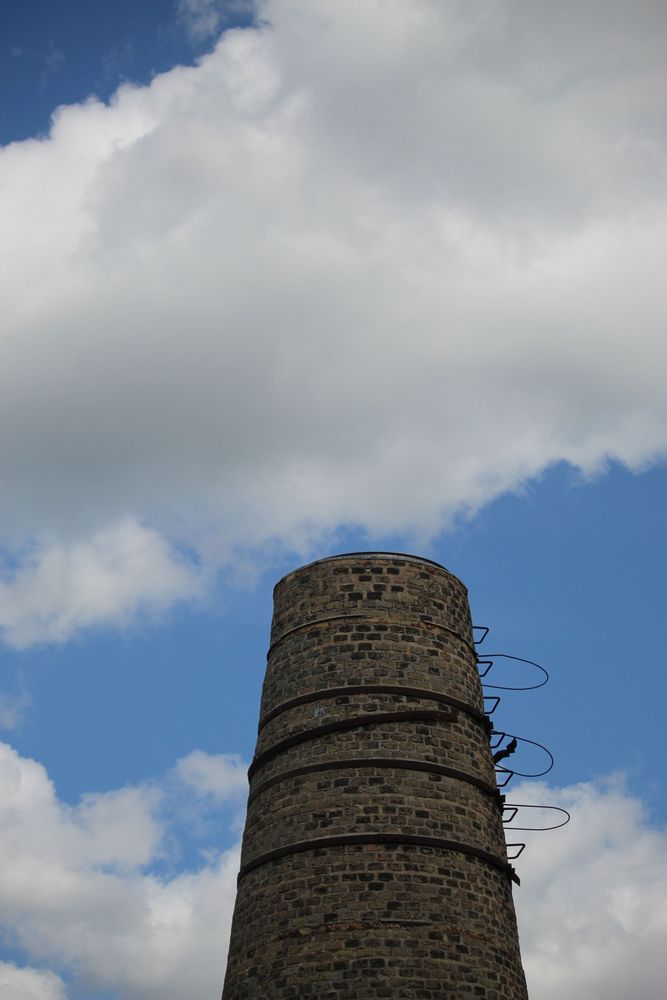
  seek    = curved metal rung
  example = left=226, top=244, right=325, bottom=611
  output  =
left=502, top=803, right=571, bottom=831
left=495, top=769, right=514, bottom=787
left=481, top=653, right=549, bottom=691
left=506, top=843, right=526, bottom=860
left=477, top=659, right=493, bottom=678
left=491, top=731, right=554, bottom=777
left=502, top=806, right=519, bottom=824
left=484, top=696, right=501, bottom=715
left=473, top=626, right=489, bottom=645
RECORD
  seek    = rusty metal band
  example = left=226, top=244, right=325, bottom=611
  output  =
left=238, top=833, right=520, bottom=886
left=267, top=614, right=476, bottom=658
left=258, top=684, right=489, bottom=733
left=248, top=756, right=503, bottom=805
left=248, top=709, right=457, bottom=781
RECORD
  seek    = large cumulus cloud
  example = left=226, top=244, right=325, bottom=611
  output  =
left=514, top=777, right=667, bottom=999
left=0, top=741, right=245, bottom=999
left=1, top=0, right=666, bottom=644
left=0, top=963, right=67, bottom=1000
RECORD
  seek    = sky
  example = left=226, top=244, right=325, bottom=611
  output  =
left=0, top=1, right=666, bottom=997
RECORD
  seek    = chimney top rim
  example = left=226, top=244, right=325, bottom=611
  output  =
left=274, top=552, right=467, bottom=591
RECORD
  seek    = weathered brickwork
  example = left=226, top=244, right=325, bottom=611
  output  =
left=263, top=623, right=483, bottom=717
left=222, top=553, right=528, bottom=999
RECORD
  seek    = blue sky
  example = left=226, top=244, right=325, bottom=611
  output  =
left=0, top=1, right=254, bottom=143
left=1, top=3, right=666, bottom=999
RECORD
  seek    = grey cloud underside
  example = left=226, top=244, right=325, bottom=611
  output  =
left=0, top=0, right=666, bottom=632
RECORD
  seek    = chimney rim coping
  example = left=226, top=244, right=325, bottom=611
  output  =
left=273, top=552, right=467, bottom=593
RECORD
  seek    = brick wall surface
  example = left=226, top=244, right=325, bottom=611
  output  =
left=221, top=553, right=528, bottom=999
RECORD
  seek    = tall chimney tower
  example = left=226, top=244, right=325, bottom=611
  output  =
left=222, top=552, right=528, bottom=999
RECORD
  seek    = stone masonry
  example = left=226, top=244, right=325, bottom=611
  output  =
left=221, top=552, right=528, bottom=999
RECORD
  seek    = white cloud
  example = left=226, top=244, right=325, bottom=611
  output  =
left=0, top=687, right=30, bottom=730
left=178, top=0, right=223, bottom=40
left=513, top=777, right=667, bottom=999
left=175, top=750, right=248, bottom=801
left=0, top=963, right=67, bottom=1000
left=177, top=0, right=254, bottom=42
left=1, top=0, right=666, bottom=643
left=0, top=519, right=202, bottom=648
left=0, top=741, right=242, bottom=1000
